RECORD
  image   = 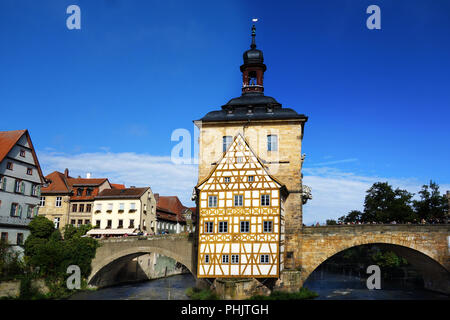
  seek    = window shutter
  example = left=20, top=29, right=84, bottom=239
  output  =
left=20, top=182, right=25, bottom=194
left=37, top=186, right=41, bottom=197
left=1, top=177, right=6, bottom=190
left=18, top=205, right=22, bottom=218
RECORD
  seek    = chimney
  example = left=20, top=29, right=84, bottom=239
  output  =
left=86, top=172, right=91, bottom=179
left=64, top=168, right=69, bottom=178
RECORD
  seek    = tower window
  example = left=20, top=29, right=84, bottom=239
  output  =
left=231, top=255, right=239, bottom=264
left=249, top=71, right=257, bottom=85
left=224, top=177, right=230, bottom=183
left=205, top=254, right=210, bottom=264
left=267, top=135, right=278, bottom=151
left=248, top=176, right=254, bottom=182
left=223, top=136, right=232, bottom=152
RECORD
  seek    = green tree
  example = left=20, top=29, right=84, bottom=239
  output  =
left=361, top=182, right=416, bottom=223
left=27, top=216, right=55, bottom=239
left=338, top=210, right=362, bottom=223
left=413, top=180, right=448, bottom=221
left=326, top=219, right=338, bottom=225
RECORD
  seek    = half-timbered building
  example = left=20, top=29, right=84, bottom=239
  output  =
left=196, top=134, right=287, bottom=278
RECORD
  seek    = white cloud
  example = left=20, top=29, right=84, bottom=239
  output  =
left=37, top=151, right=449, bottom=224
left=38, top=151, right=197, bottom=206
left=302, top=167, right=450, bottom=226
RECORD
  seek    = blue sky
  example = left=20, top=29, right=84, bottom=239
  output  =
left=1, top=1, right=449, bottom=224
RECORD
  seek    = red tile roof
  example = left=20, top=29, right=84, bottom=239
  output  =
left=0, top=130, right=26, bottom=163
left=41, top=171, right=71, bottom=193
left=0, top=129, right=44, bottom=182
left=111, top=183, right=126, bottom=189
left=155, top=194, right=195, bottom=223
left=96, top=187, right=149, bottom=199
left=41, top=169, right=119, bottom=201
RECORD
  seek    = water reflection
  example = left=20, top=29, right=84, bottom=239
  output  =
left=70, top=274, right=196, bottom=300
left=304, top=270, right=449, bottom=300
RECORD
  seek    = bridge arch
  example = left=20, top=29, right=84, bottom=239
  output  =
left=299, top=225, right=450, bottom=294
left=88, top=235, right=196, bottom=287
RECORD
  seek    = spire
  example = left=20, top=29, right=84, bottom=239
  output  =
left=251, top=24, right=256, bottom=49
left=241, top=19, right=266, bottom=95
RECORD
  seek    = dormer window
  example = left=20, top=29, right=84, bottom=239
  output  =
left=86, top=188, right=92, bottom=196
left=77, top=188, right=83, bottom=196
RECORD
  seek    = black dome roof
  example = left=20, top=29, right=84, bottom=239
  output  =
left=243, top=48, right=264, bottom=64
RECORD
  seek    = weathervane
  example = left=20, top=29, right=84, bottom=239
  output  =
left=251, top=18, right=258, bottom=48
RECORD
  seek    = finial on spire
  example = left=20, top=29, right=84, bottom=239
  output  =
left=251, top=19, right=258, bottom=49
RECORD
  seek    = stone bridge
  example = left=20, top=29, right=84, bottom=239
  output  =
left=88, top=225, right=450, bottom=293
left=88, top=233, right=196, bottom=287
left=297, top=224, right=450, bottom=293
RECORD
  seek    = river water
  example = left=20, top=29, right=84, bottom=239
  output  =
left=70, top=272, right=449, bottom=300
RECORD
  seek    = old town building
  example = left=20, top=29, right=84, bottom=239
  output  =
left=155, top=194, right=195, bottom=234
left=87, top=187, right=157, bottom=237
left=39, top=169, right=116, bottom=230
left=0, top=130, right=45, bottom=251
left=194, top=25, right=308, bottom=279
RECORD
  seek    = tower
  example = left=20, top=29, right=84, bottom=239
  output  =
left=194, top=24, right=308, bottom=277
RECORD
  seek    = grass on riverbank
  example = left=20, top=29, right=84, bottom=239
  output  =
left=185, top=287, right=219, bottom=300
left=249, top=287, right=319, bottom=300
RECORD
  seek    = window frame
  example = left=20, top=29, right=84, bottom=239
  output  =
left=261, top=194, right=270, bottom=206
left=263, top=221, right=273, bottom=233
left=218, top=221, right=228, bottom=233
left=208, top=196, right=217, bottom=208
left=204, top=221, right=214, bottom=233
left=222, top=254, right=229, bottom=264
left=260, top=254, right=270, bottom=264
left=267, top=134, right=278, bottom=151
left=240, top=221, right=250, bottom=233
left=234, top=194, right=243, bottom=207
left=222, top=136, right=232, bottom=152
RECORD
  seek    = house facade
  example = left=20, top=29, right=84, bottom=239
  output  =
left=38, top=169, right=114, bottom=230
left=155, top=194, right=195, bottom=234
left=0, top=130, right=45, bottom=251
left=88, top=187, right=157, bottom=237
left=196, top=134, right=287, bottom=278
left=194, top=25, right=308, bottom=279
